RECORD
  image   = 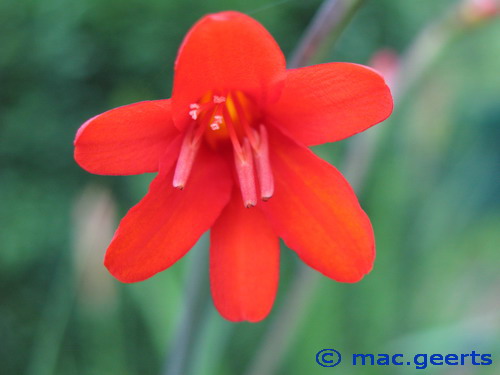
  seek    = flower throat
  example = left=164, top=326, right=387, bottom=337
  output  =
left=172, top=91, right=274, bottom=208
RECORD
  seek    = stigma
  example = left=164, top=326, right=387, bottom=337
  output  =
left=172, top=91, right=274, bottom=207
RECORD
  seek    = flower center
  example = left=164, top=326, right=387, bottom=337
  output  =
left=172, top=91, right=274, bottom=207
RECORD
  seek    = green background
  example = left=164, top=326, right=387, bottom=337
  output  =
left=1, top=0, right=499, bottom=374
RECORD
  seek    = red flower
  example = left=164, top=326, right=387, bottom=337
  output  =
left=74, top=11, right=393, bottom=322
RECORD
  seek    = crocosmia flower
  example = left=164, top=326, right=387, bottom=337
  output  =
left=74, top=11, right=393, bottom=322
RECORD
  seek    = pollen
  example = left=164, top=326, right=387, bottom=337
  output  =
left=210, top=115, right=223, bottom=130
left=189, top=110, right=198, bottom=120
left=188, top=103, right=200, bottom=120
left=213, top=95, right=226, bottom=104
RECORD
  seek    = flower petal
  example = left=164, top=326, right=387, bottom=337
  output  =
left=172, top=11, right=286, bottom=130
left=259, top=128, right=375, bottom=282
left=267, top=63, right=393, bottom=145
left=74, top=100, right=179, bottom=175
left=210, top=191, right=279, bottom=322
left=104, top=146, right=232, bottom=283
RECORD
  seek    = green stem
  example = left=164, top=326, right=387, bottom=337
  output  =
left=25, top=253, right=75, bottom=375
left=244, top=266, right=320, bottom=375
left=163, top=237, right=210, bottom=375
left=288, top=0, right=366, bottom=68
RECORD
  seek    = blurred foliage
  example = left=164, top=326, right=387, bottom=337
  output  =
left=1, top=0, right=499, bottom=374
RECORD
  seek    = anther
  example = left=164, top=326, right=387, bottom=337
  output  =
left=234, top=138, right=257, bottom=208
left=188, top=104, right=200, bottom=120
left=172, top=125, right=202, bottom=189
left=213, top=95, right=226, bottom=104
left=189, top=110, right=198, bottom=120
left=210, top=115, right=223, bottom=131
left=253, top=125, right=274, bottom=200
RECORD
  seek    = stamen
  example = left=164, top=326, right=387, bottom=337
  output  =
left=189, top=103, right=200, bottom=120
left=210, top=115, right=223, bottom=131
left=189, top=109, right=198, bottom=120
left=253, top=125, right=274, bottom=200
left=172, top=125, right=202, bottom=189
left=213, top=95, right=226, bottom=104
left=234, top=138, right=257, bottom=208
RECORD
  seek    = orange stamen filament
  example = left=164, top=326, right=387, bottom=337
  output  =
left=231, top=93, right=259, bottom=148
left=222, top=106, right=244, bottom=157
